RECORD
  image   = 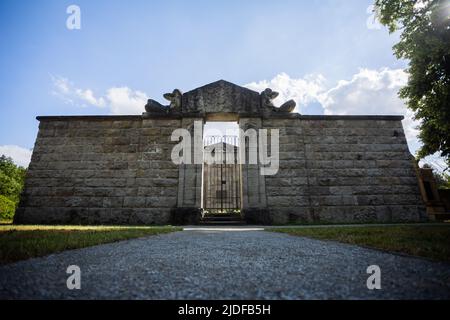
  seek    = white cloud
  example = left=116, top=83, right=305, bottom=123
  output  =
left=0, top=145, right=32, bottom=168
left=75, top=88, right=106, bottom=107
left=106, top=87, right=148, bottom=115
left=320, top=68, right=408, bottom=114
left=51, top=75, right=147, bottom=114
left=51, top=75, right=106, bottom=108
left=245, top=72, right=326, bottom=113
left=52, top=75, right=70, bottom=94
left=51, top=76, right=75, bottom=105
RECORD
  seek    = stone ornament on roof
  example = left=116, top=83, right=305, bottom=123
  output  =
left=145, top=89, right=183, bottom=114
left=260, top=88, right=296, bottom=114
left=163, top=89, right=182, bottom=112
left=143, top=80, right=297, bottom=116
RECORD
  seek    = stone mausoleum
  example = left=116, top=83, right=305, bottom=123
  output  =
left=15, top=80, right=426, bottom=225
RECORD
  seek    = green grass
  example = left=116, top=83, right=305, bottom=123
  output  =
left=267, top=224, right=450, bottom=262
left=0, top=225, right=181, bottom=265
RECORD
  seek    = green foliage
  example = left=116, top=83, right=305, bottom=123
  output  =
left=434, top=171, right=450, bottom=189
left=0, top=172, right=23, bottom=203
left=374, top=0, right=450, bottom=168
left=0, top=195, right=16, bottom=220
left=0, top=155, right=27, bottom=219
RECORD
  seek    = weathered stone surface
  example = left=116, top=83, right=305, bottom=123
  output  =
left=182, top=80, right=260, bottom=115
left=262, top=117, right=426, bottom=224
left=15, top=116, right=181, bottom=225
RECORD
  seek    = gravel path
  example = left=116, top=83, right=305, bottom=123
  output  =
left=1, top=228, right=450, bottom=299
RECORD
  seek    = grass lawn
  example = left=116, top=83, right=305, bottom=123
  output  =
left=267, top=224, right=450, bottom=262
left=0, top=225, right=181, bottom=265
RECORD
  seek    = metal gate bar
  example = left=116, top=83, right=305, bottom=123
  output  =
left=203, top=135, right=241, bottom=215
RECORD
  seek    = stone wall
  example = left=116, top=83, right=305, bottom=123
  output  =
left=15, top=113, right=426, bottom=225
left=263, top=116, right=426, bottom=224
left=14, top=116, right=181, bottom=225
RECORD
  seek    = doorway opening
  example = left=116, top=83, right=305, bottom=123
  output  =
left=202, top=121, right=241, bottom=218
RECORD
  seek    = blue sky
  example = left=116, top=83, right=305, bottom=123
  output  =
left=1, top=0, right=443, bottom=169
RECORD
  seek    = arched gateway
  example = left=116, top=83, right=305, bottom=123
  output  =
left=15, top=80, right=426, bottom=225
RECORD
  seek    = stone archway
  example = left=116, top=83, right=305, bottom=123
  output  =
left=169, top=114, right=269, bottom=224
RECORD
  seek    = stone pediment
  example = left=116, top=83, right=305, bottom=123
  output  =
left=182, top=80, right=260, bottom=115
left=144, top=79, right=297, bottom=117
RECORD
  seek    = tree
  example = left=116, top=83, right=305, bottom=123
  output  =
left=0, top=155, right=27, bottom=219
left=374, top=0, right=450, bottom=169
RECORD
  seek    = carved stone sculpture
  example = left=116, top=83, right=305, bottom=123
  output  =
left=145, top=99, right=169, bottom=114
left=260, top=88, right=296, bottom=113
left=163, top=89, right=182, bottom=112
left=145, top=89, right=183, bottom=114
left=261, top=88, right=279, bottom=109
left=278, top=100, right=296, bottom=113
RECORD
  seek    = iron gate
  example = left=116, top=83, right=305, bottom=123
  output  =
left=203, top=136, right=241, bottom=215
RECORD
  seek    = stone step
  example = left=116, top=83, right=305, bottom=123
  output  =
left=199, top=216, right=246, bottom=225
left=200, top=221, right=246, bottom=225
left=202, top=216, right=243, bottom=221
